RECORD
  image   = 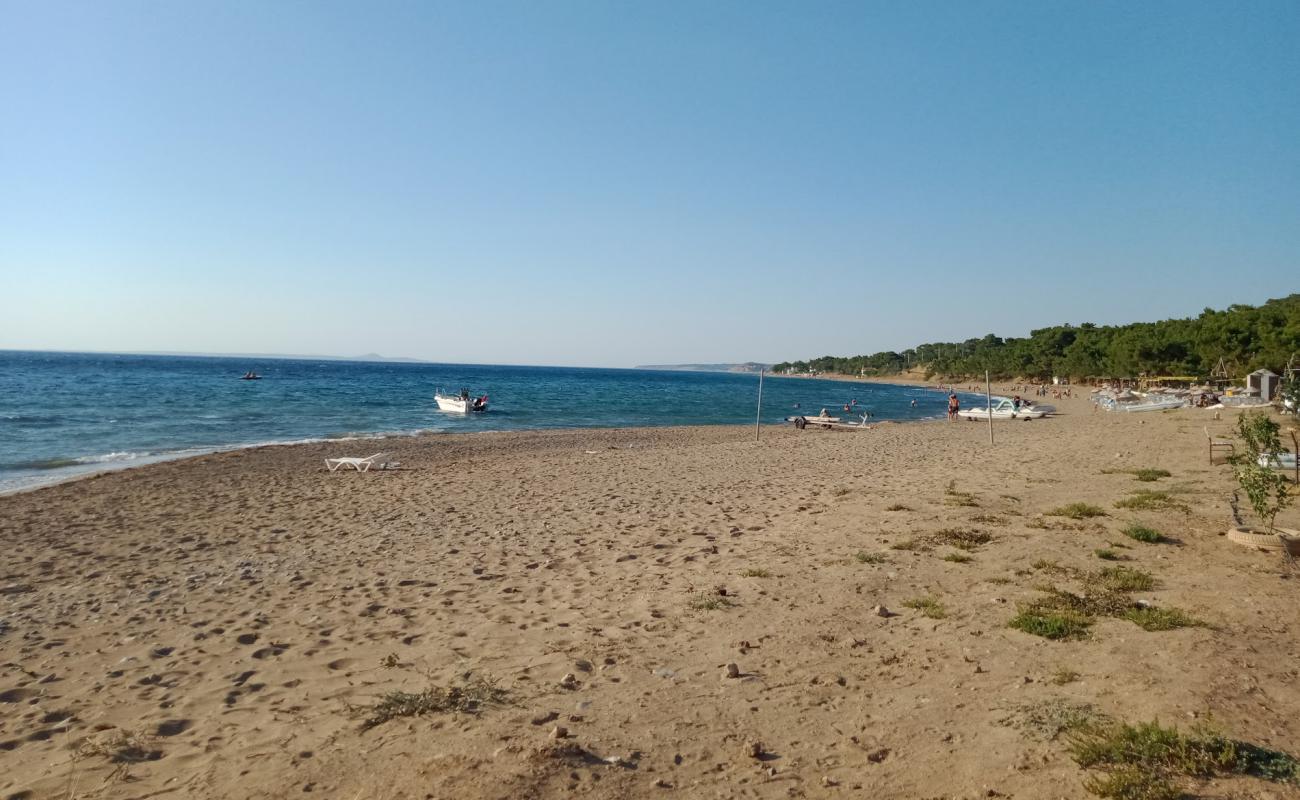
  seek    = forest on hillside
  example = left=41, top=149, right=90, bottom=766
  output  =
left=773, top=294, right=1300, bottom=382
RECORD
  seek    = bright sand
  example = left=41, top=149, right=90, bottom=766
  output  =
left=3, top=391, right=1298, bottom=799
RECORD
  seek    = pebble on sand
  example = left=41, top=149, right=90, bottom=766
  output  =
left=725, top=663, right=740, bottom=679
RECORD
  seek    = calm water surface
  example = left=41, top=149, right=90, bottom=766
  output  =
left=0, top=351, right=983, bottom=493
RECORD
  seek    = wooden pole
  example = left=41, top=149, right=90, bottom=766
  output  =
left=755, top=368, right=765, bottom=442
left=986, top=370, right=994, bottom=445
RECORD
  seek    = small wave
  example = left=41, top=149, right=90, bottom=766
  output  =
left=75, top=451, right=150, bottom=465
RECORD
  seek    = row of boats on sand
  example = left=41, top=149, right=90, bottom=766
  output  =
left=1091, top=387, right=1284, bottom=413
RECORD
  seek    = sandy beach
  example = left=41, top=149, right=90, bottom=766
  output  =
left=3, top=394, right=1298, bottom=799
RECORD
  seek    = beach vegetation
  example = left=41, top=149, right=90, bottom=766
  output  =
left=1051, top=668, right=1082, bottom=685
left=75, top=728, right=161, bottom=775
left=1229, top=411, right=1292, bottom=532
left=931, top=527, right=993, bottom=550
left=1123, top=606, right=1202, bottom=631
left=889, top=538, right=922, bottom=551
left=1009, top=606, right=1092, bottom=640
left=1089, top=566, right=1156, bottom=593
left=885, top=503, right=911, bottom=511
left=1121, top=523, right=1163, bottom=543
left=1094, top=549, right=1122, bottom=561
left=902, top=596, right=947, bottom=619
left=1114, top=491, right=1188, bottom=513
left=1068, top=718, right=1300, bottom=799
left=942, top=552, right=973, bottom=563
left=1047, top=502, right=1107, bottom=520
left=854, top=551, right=886, bottom=564
left=687, top=592, right=735, bottom=611
left=1102, top=468, right=1172, bottom=482
left=352, top=675, right=507, bottom=730
left=943, top=481, right=980, bottom=507
left=740, top=567, right=771, bottom=578
left=1001, top=699, right=1104, bottom=741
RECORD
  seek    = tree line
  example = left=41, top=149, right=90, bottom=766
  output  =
left=773, top=294, right=1300, bottom=382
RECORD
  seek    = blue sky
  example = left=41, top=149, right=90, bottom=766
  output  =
left=2, top=1, right=1297, bottom=367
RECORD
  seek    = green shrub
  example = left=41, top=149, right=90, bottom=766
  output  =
left=1122, top=523, right=1162, bottom=543
left=1047, top=503, right=1107, bottom=519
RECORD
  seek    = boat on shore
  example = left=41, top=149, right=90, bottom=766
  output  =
left=1093, top=389, right=1185, bottom=412
left=435, top=388, right=488, bottom=413
left=957, top=397, right=1053, bottom=420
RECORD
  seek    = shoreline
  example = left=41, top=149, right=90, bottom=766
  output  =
left=0, top=390, right=981, bottom=498
left=10, top=393, right=1295, bottom=800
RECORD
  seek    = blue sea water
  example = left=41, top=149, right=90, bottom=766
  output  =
left=0, top=351, right=982, bottom=493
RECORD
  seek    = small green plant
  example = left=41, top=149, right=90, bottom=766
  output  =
left=944, top=481, right=980, bottom=507
left=1068, top=718, right=1300, bottom=798
left=933, top=527, right=993, bottom=550
left=687, top=593, right=735, bottom=611
left=1051, top=668, right=1082, bottom=685
left=1122, top=522, right=1162, bottom=543
left=1091, top=566, right=1156, bottom=592
left=1115, top=491, right=1188, bottom=513
left=1131, top=468, right=1171, bottom=482
left=854, top=551, right=886, bottom=564
left=740, top=567, right=771, bottom=578
left=902, top=596, right=947, bottom=619
left=942, top=552, right=973, bottom=563
left=890, top=538, right=922, bottom=551
left=1236, top=409, right=1284, bottom=457
left=885, top=503, right=911, bottom=511
left=1047, top=502, right=1107, bottom=520
left=1123, top=606, right=1202, bottom=631
left=353, top=676, right=507, bottom=730
left=1001, top=699, right=1103, bottom=741
left=1009, top=607, right=1092, bottom=640
left=1232, top=459, right=1292, bottom=533
left=1094, top=549, right=1122, bottom=561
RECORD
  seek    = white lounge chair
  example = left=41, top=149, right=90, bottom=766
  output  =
left=325, top=452, right=398, bottom=472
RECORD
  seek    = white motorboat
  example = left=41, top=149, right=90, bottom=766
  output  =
left=1259, top=452, right=1298, bottom=470
left=1096, top=390, right=1185, bottom=412
left=435, top=388, right=488, bottom=413
left=957, top=398, right=1053, bottom=421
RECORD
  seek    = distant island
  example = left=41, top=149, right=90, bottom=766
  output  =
left=637, top=362, right=770, bottom=374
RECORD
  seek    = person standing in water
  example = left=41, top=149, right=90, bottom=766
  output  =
left=947, top=393, right=960, bottom=421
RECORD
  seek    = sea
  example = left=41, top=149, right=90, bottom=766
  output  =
left=0, top=351, right=985, bottom=494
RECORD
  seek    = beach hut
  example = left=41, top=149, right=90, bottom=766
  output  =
left=1247, top=368, right=1280, bottom=400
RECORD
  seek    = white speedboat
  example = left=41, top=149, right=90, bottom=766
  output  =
left=1259, top=452, right=1298, bottom=470
left=435, top=389, right=488, bottom=413
left=1106, top=397, right=1185, bottom=412
left=958, top=398, right=1052, bottom=421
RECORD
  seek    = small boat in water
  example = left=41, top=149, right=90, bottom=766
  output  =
left=435, top=388, right=488, bottom=413
left=240, top=371, right=262, bottom=380
left=957, top=398, right=1053, bottom=421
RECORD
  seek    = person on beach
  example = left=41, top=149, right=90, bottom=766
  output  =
left=947, top=393, right=959, bottom=421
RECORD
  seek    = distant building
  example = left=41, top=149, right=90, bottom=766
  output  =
left=1247, top=369, right=1280, bottom=400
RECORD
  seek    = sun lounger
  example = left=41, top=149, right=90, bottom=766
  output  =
left=325, top=452, right=398, bottom=472
left=1205, top=427, right=1234, bottom=465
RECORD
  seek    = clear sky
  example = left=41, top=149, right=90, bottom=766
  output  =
left=2, top=1, right=1297, bottom=367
